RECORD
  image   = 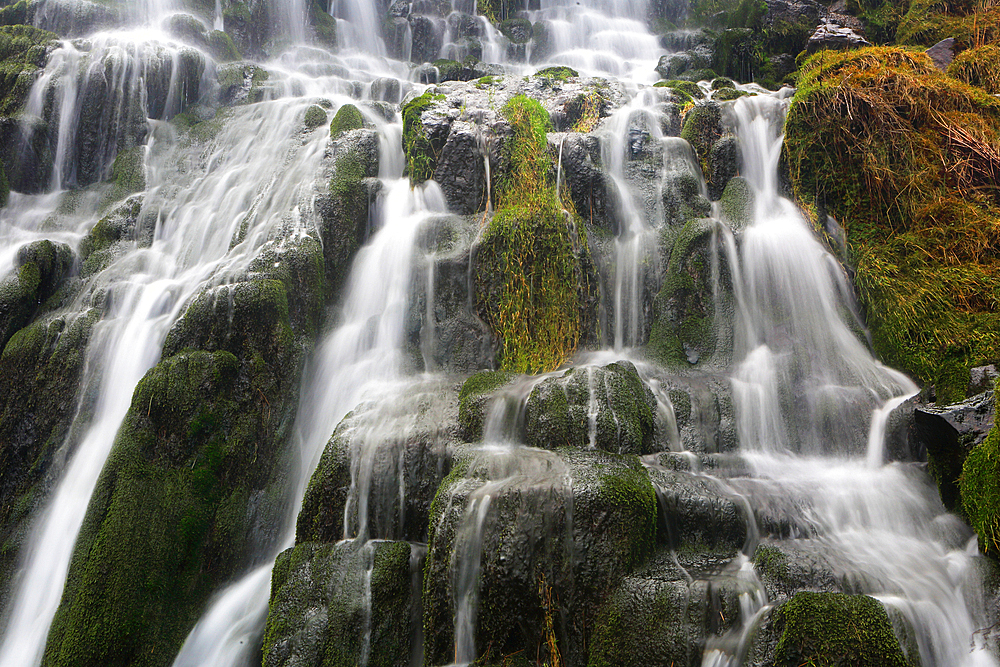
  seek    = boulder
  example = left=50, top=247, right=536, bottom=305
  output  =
left=806, top=20, right=871, bottom=52
left=925, top=37, right=956, bottom=71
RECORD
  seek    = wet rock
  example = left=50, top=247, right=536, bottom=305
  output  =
left=647, top=374, right=739, bottom=454
left=806, top=20, right=871, bottom=52
left=718, top=175, right=754, bottom=230
left=409, top=14, right=443, bottom=64
left=0, top=239, right=74, bottom=349
left=217, top=62, right=270, bottom=106
left=708, top=135, right=740, bottom=201
left=296, top=380, right=457, bottom=544
left=752, top=541, right=842, bottom=600
left=433, top=122, right=488, bottom=213
left=551, top=133, right=614, bottom=231
left=523, top=361, right=658, bottom=454
left=745, top=592, right=910, bottom=667
left=408, top=216, right=495, bottom=373
left=589, top=553, right=753, bottom=666
left=916, top=390, right=995, bottom=511
left=423, top=447, right=657, bottom=666
left=680, top=102, right=723, bottom=171
left=370, top=76, right=401, bottom=103
left=383, top=16, right=410, bottom=59
left=649, top=218, right=735, bottom=369
left=646, top=464, right=748, bottom=553
left=263, top=540, right=420, bottom=667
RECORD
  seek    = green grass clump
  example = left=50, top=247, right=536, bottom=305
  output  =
left=948, top=43, right=1000, bottom=94
left=401, top=90, right=445, bottom=185
left=329, top=103, right=363, bottom=138
left=771, top=592, right=908, bottom=666
left=477, top=95, right=591, bottom=374
left=784, top=47, right=1000, bottom=402
left=961, top=388, right=1000, bottom=558
left=534, top=65, right=578, bottom=81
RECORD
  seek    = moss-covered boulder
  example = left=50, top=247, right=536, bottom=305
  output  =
left=747, top=592, right=909, bottom=667
left=589, top=553, right=755, bottom=667
left=0, top=239, right=74, bottom=350
left=649, top=218, right=734, bottom=368
left=523, top=361, right=658, bottom=454
left=959, top=387, right=1000, bottom=558
left=719, top=175, right=754, bottom=231
left=0, top=310, right=99, bottom=596
left=329, top=103, right=363, bottom=138
left=422, top=447, right=657, bottom=666
left=896, top=0, right=999, bottom=50
left=680, top=101, right=724, bottom=179
left=263, top=540, right=417, bottom=667
left=216, top=62, right=270, bottom=106
left=784, top=47, right=1000, bottom=402
left=0, top=24, right=57, bottom=117
left=296, top=379, right=457, bottom=544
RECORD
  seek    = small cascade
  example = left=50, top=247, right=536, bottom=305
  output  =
left=16, top=32, right=204, bottom=191
left=332, top=0, right=387, bottom=56
left=452, top=490, right=494, bottom=665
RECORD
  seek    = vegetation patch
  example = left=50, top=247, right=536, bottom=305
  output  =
left=948, top=43, right=1000, bottom=94
left=476, top=95, right=593, bottom=374
left=0, top=24, right=58, bottom=117
left=961, top=388, right=1000, bottom=558
left=896, top=0, right=1000, bottom=49
left=535, top=65, right=578, bottom=81
left=329, top=103, right=363, bottom=138
left=784, top=47, right=1000, bottom=402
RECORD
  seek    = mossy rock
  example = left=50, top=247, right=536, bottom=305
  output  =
left=42, top=344, right=301, bottom=667
left=719, top=175, right=754, bottom=230
left=784, top=47, right=1000, bottom=402
left=308, top=0, right=338, bottom=48
left=534, top=65, right=578, bottom=81
left=749, top=592, right=909, bottom=667
left=422, top=447, right=656, bottom=666
left=947, top=44, right=1000, bottom=94
left=0, top=24, right=58, bottom=117
left=0, top=239, right=74, bottom=350
left=318, top=129, right=380, bottom=294
left=0, top=310, right=100, bottom=595
left=680, top=102, right=723, bottom=175
left=458, top=370, right=517, bottom=442
left=401, top=90, right=447, bottom=185
left=498, top=17, right=532, bottom=43
left=105, top=145, right=146, bottom=204
left=206, top=29, right=241, bottom=62
left=648, top=218, right=734, bottom=368
left=216, top=62, right=270, bottom=105
left=646, top=464, right=747, bottom=553
left=711, top=76, right=737, bottom=90
left=329, top=102, right=364, bottom=138
left=303, top=104, right=327, bottom=129
left=674, top=67, right=719, bottom=82
left=522, top=361, right=658, bottom=454
left=0, top=159, right=8, bottom=208
left=263, top=540, right=416, bottom=667
left=656, top=79, right=705, bottom=99
left=714, top=86, right=751, bottom=100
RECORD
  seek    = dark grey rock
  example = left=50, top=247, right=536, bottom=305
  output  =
left=806, top=20, right=871, bottom=52
left=409, top=14, right=444, bottom=63
left=708, top=135, right=740, bottom=201
left=925, top=37, right=956, bottom=71
left=970, top=365, right=998, bottom=396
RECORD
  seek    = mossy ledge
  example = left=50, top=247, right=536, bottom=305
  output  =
left=960, top=387, right=1000, bottom=559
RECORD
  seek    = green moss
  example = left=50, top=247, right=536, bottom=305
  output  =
left=753, top=543, right=789, bottom=580
left=401, top=90, right=446, bottom=185
left=714, top=87, right=751, bottom=100
left=784, top=47, right=1000, bottom=402
left=948, top=44, right=1000, bottom=94
left=535, top=65, right=578, bottom=81
left=770, top=592, right=908, bottom=666
left=961, top=391, right=1000, bottom=558
left=308, top=0, right=337, bottom=48
left=303, top=104, right=327, bottom=129
left=711, top=76, right=737, bottom=90
left=432, top=58, right=463, bottom=81
left=595, top=454, right=657, bottom=570
left=329, top=102, right=364, bottom=138
left=106, top=146, right=145, bottom=203
left=0, top=24, right=58, bottom=117
left=652, top=81, right=694, bottom=104
left=680, top=103, right=722, bottom=174
left=205, top=29, right=240, bottom=62
left=476, top=74, right=502, bottom=88
left=655, top=79, right=705, bottom=99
